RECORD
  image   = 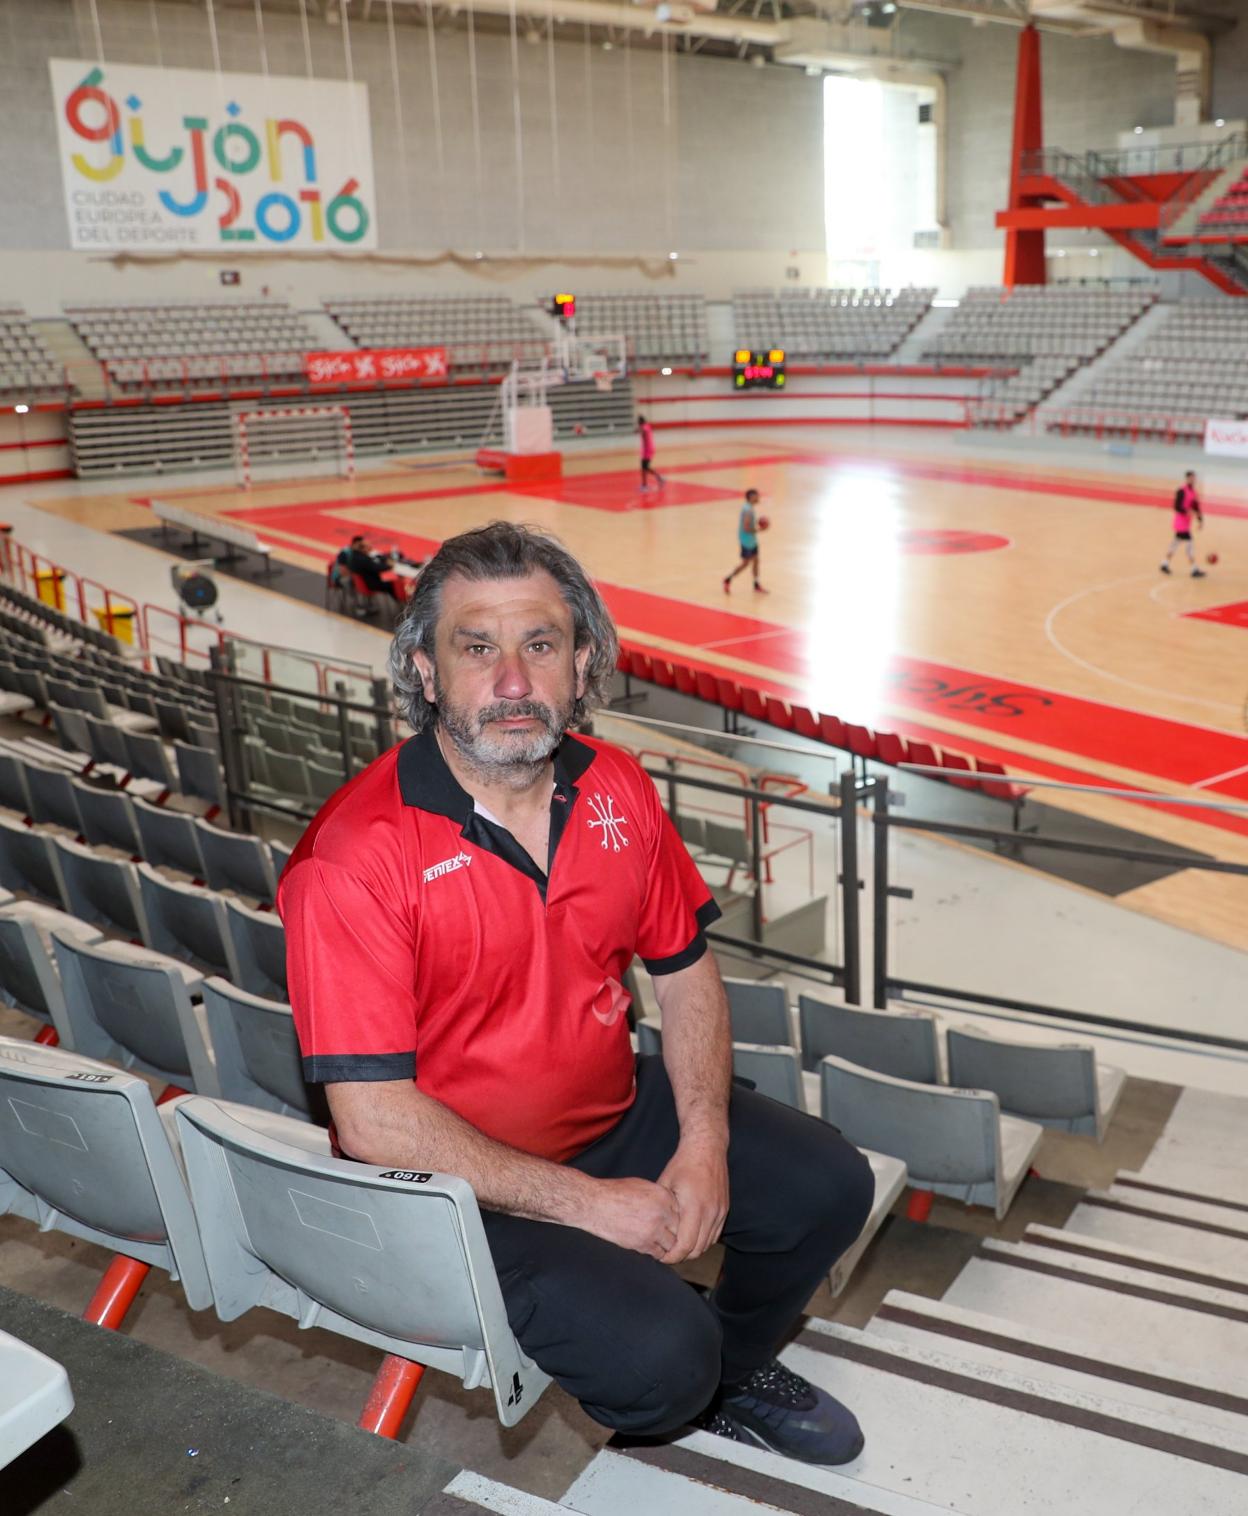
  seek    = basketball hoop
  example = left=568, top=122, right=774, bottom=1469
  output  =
left=593, top=370, right=616, bottom=394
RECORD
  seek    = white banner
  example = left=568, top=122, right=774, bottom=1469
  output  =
left=1204, top=418, right=1248, bottom=458
left=49, top=59, right=376, bottom=252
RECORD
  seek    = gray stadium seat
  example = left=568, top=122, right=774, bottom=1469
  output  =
left=136, top=864, right=237, bottom=980
left=81, top=713, right=131, bottom=772
left=133, top=795, right=205, bottom=877
left=23, top=761, right=82, bottom=833
left=71, top=778, right=142, bottom=855
left=0, top=1328, right=73, bottom=1472
left=0, top=908, right=100, bottom=1038
left=732, top=1041, right=808, bottom=1111
left=195, top=820, right=276, bottom=902
left=828, top=1149, right=909, bottom=1297
left=0, top=815, right=68, bottom=908
left=173, top=741, right=227, bottom=813
left=175, top=1095, right=550, bottom=1425
left=819, top=1054, right=1043, bottom=1220
left=0, top=752, right=32, bottom=816
left=0, top=1035, right=212, bottom=1309
left=52, top=838, right=147, bottom=939
left=268, top=838, right=294, bottom=877
left=266, top=750, right=311, bottom=797
left=201, top=977, right=321, bottom=1120
left=946, top=1026, right=1126, bottom=1142
left=723, top=978, right=792, bottom=1046
left=49, top=930, right=217, bottom=1093
left=122, top=729, right=176, bottom=792
left=798, top=994, right=941, bottom=1083
left=635, top=1015, right=662, bottom=1056
left=47, top=703, right=91, bottom=759
left=223, top=896, right=287, bottom=999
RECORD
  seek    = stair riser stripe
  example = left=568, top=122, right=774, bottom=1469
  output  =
left=975, top=1248, right=1248, bottom=1327
left=1019, top=1231, right=1248, bottom=1297
left=1080, top=1195, right=1248, bottom=1243
left=876, top=1303, right=1248, bottom=1418
left=1114, top=1176, right=1248, bottom=1217
left=795, top=1331, right=1248, bottom=1476
left=614, top=1442, right=874, bottom=1515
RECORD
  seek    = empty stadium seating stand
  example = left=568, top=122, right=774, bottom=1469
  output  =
left=928, top=285, right=1157, bottom=426
left=733, top=287, right=935, bottom=361
left=324, top=294, right=546, bottom=375
left=574, top=291, right=709, bottom=367
left=0, top=304, right=68, bottom=403
left=66, top=300, right=317, bottom=396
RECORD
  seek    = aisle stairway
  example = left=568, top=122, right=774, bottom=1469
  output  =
left=561, top=1085, right=1248, bottom=1514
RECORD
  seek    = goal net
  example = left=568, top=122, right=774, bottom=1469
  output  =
left=233, top=405, right=355, bottom=489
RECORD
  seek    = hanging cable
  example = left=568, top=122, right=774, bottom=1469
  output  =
left=426, top=1, right=445, bottom=181
left=297, top=0, right=314, bottom=79
left=339, top=0, right=355, bottom=87
left=508, top=0, right=526, bottom=252
left=253, top=0, right=269, bottom=76
left=583, top=21, right=595, bottom=190
left=661, top=31, right=675, bottom=254
left=204, top=0, right=224, bottom=78
left=546, top=0, right=561, bottom=200
left=147, top=0, right=163, bottom=68
left=84, top=0, right=104, bottom=62
left=384, top=1, right=413, bottom=245
left=466, top=6, right=486, bottom=254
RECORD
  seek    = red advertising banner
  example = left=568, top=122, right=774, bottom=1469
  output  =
left=304, top=347, right=449, bottom=385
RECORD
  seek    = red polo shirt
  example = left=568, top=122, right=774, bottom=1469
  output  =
left=279, top=723, right=720, bottom=1162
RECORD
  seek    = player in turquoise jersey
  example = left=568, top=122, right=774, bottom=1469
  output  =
left=723, top=489, right=768, bottom=594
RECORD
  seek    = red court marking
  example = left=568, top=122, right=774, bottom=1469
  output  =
left=514, top=473, right=741, bottom=512
left=224, top=474, right=1248, bottom=820
left=1185, top=600, right=1248, bottom=630
left=221, top=453, right=790, bottom=524
left=898, top=528, right=1010, bottom=555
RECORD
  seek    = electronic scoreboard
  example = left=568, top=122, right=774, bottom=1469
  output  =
left=733, top=348, right=786, bottom=389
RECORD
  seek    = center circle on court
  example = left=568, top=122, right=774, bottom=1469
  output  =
left=898, top=527, right=1011, bottom=555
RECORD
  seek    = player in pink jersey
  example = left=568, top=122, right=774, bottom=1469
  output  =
left=1160, top=470, right=1205, bottom=578
left=638, top=416, right=665, bottom=490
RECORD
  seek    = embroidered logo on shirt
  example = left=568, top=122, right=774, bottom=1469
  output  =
left=586, top=791, right=629, bottom=852
left=422, top=850, right=472, bottom=884
left=591, top=976, right=631, bottom=1027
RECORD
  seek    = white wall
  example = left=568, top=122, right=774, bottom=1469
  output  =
left=0, top=0, right=1218, bottom=314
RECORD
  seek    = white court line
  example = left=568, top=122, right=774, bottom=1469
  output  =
left=701, top=627, right=795, bottom=651
left=1042, top=572, right=1242, bottom=719
left=1194, top=762, right=1248, bottom=790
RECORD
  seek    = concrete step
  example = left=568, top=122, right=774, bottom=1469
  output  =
left=560, top=1319, right=1248, bottom=1514
left=1065, top=1188, right=1248, bottom=1276
left=30, top=316, right=107, bottom=398
left=868, top=1287, right=1248, bottom=1447
left=1167, top=157, right=1248, bottom=241
left=1133, top=1087, right=1248, bottom=1204
left=445, top=1472, right=585, bottom=1514
left=1019, top=1222, right=1248, bottom=1299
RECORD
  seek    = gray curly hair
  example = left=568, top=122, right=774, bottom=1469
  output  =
left=388, top=520, right=620, bottom=732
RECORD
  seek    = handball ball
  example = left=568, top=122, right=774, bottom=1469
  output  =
left=757, top=515, right=771, bottom=531
left=1207, top=552, right=1219, bottom=565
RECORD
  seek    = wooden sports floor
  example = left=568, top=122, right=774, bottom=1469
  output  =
left=38, top=429, right=1248, bottom=948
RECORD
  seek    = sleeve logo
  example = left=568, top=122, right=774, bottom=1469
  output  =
left=586, top=791, right=629, bottom=852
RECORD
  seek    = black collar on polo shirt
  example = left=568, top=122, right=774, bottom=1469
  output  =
left=396, top=719, right=597, bottom=896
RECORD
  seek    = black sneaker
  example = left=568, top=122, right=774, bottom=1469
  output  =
left=1159, top=564, right=1172, bottom=575
left=691, top=1407, right=747, bottom=1443
left=714, top=1359, right=864, bottom=1466
left=1192, top=568, right=1207, bottom=578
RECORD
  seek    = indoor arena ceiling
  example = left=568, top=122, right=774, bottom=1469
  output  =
left=131, top=0, right=1242, bottom=67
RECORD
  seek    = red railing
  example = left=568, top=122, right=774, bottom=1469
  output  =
left=1043, top=406, right=1206, bottom=444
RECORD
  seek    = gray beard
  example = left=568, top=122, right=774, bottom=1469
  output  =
left=433, top=674, right=573, bottom=790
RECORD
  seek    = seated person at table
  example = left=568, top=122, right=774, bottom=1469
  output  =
left=342, top=535, right=401, bottom=600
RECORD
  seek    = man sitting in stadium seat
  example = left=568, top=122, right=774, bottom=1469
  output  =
left=280, top=522, right=874, bottom=1466
left=342, top=533, right=401, bottom=600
